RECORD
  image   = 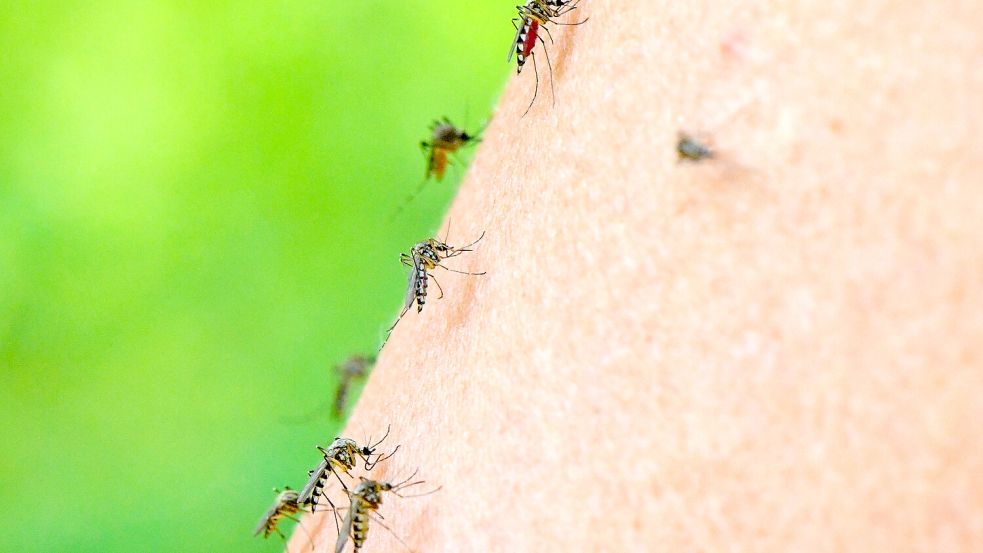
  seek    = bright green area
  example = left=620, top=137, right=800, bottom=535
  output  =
left=0, top=2, right=510, bottom=551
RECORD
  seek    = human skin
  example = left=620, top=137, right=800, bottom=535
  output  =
left=291, top=0, right=983, bottom=551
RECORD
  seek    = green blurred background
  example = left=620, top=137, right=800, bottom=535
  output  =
left=0, top=1, right=510, bottom=551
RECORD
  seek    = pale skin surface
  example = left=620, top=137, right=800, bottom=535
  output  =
left=291, top=0, right=983, bottom=551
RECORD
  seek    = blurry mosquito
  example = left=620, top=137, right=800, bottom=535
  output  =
left=334, top=471, right=441, bottom=553
left=422, top=117, right=483, bottom=182
left=677, top=132, right=715, bottom=162
left=389, top=118, right=485, bottom=221
left=254, top=487, right=326, bottom=550
left=298, top=428, right=400, bottom=533
left=333, top=355, right=375, bottom=418
left=384, top=228, right=486, bottom=344
left=509, top=0, right=588, bottom=116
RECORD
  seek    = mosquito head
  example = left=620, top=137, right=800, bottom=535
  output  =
left=276, top=488, right=300, bottom=504
left=432, top=121, right=459, bottom=139
left=361, top=425, right=399, bottom=470
left=429, top=239, right=452, bottom=254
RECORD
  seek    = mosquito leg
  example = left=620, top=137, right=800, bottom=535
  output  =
left=390, top=176, right=432, bottom=222
left=320, top=493, right=344, bottom=537
left=392, top=468, right=420, bottom=488
left=436, top=265, right=486, bottom=276
left=538, top=36, right=557, bottom=108
left=283, top=514, right=317, bottom=551
left=430, top=274, right=445, bottom=300
left=442, top=217, right=453, bottom=244
left=392, top=484, right=443, bottom=499
left=387, top=306, right=410, bottom=333
left=329, top=468, right=352, bottom=494
left=541, top=24, right=555, bottom=44
left=552, top=16, right=590, bottom=25
left=365, top=512, right=415, bottom=553
left=523, top=52, right=540, bottom=118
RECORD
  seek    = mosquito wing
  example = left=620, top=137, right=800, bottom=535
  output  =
left=253, top=503, right=278, bottom=537
left=253, top=505, right=280, bottom=537
left=297, top=459, right=330, bottom=508
left=334, top=507, right=355, bottom=553
left=403, top=256, right=422, bottom=311
left=507, top=18, right=525, bottom=62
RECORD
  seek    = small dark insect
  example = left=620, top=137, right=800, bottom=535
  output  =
left=385, top=230, right=486, bottom=342
left=509, top=0, right=588, bottom=116
left=422, top=117, right=482, bottom=182
left=335, top=471, right=441, bottom=553
left=389, top=118, right=484, bottom=221
left=332, top=355, right=375, bottom=419
left=677, top=132, right=715, bottom=162
left=298, top=427, right=400, bottom=535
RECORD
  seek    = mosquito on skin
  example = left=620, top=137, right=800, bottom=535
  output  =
left=509, top=0, right=588, bottom=116
left=254, top=487, right=329, bottom=550
left=297, top=428, right=400, bottom=534
left=334, top=471, right=441, bottom=553
left=383, top=229, right=486, bottom=346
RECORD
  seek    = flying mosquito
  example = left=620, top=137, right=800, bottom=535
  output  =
left=384, top=230, right=486, bottom=343
left=509, top=0, right=588, bottom=116
left=334, top=471, right=441, bottom=553
left=422, top=117, right=483, bottom=182
left=333, top=355, right=375, bottom=418
left=254, top=487, right=327, bottom=550
left=389, top=118, right=485, bottom=221
left=297, top=427, right=400, bottom=534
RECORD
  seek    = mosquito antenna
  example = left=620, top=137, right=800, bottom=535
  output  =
left=555, top=0, right=584, bottom=16
left=365, top=444, right=400, bottom=470
left=454, top=230, right=486, bottom=251
left=368, top=424, right=392, bottom=450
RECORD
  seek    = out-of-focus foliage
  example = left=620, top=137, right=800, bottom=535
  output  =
left=0, top=2, right=509, bottom=551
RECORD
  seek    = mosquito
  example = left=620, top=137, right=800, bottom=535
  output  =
left=389, top=118, right=485, bottom=221
left=333, top=355, right=375, bottom=418
left=677, top=132, right=715, bottom=162
left=422, top=117, right=483, bottom=182
left=384, top=229, right=486, bottom=343
left=254, top=487, right=326, bottom=550
left=298, top=428, right=400, bottom=533
left=334, top=471, right=441, bottom=553
left=509, top=0, right=588, bottom=116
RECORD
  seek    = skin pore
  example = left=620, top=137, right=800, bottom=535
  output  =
left=292, top=0, right=983, bottom=551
